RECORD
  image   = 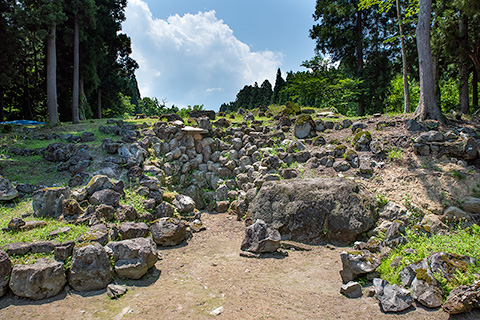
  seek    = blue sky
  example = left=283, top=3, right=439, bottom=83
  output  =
left=123, top=0, right=317, bottom=111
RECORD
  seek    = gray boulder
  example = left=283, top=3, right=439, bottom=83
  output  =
left=119, top=222, right=149, bottom=239
left=373, top=278, right=414, bottom=313
left=382, top=220, right=408, bottom=249
left=173, top=194, right=195, bottom=214
left=340, top=250, right=381, bottom=283
left=379, top=202, right=408, bottom=222
left=154, top=202, right=175, bottom=218
left=411, top=277, right=443, bottom=309
left=462, top=196, right=480, bottom=214
left=150, top=218, right=188, bottom=246
left=32, top=187, right=71, bottom=218
left=399, top=258, right=432, bottom=287
left=116, top=204, right=138, bottom=222
left=68, top=242, right=112, bottom=292
left=0, top=176, right=19, bottom=201
left=9, top=259, right=66, bottom=300
left=351, top=122, right=367, bottom=133
left=89, top=189, right=121, bottom=207
left=105, top=238, right=158, bottom=279
left=241, top=219, right=281, bottom=253
left=294, top=115, right=314, bottom=139
left=85, top=175, right=114, bottom=195
left=248, top=178, right=377, bottom=244
left=0, top=250, right=12, bottom=297
left=443, top=281, right=480, bottom=315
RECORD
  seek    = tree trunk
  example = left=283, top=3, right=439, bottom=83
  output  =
left=473, top=67, right=478, bottom=109
left=356, top=9, right=365, bottom=116
left=459, top=12, right=469, bottom=114
left=433, top=54, right=441, bottom=106
left=97, top=89, right=102, bottom=119
left=413, top=0, right=444, bottom=122
left=0, top=86, right=3, bottom=122
left=72, top=14, right=80, bottom=124
left=396, top=0, right=411, bottom=113
left=79, top=76, right=85, bottom=120
left=47, top=25, right=59, bottom=126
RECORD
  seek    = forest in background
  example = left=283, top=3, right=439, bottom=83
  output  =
left=0, top=0, right=141, bottom=123
left=1, top=0, right=480, bottom=123
left=222, top=0, right=480, bottom=118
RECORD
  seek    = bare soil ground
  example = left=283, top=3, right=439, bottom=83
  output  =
left=1, top=212, right=480, bottom=320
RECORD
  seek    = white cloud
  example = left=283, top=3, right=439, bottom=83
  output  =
left=123, top=0, right=282, bottom=110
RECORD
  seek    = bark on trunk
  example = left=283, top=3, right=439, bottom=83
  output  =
left=97, top=89, right=102, bottom=119
left=356, top=9, right=365, bottom=116
left=459, top=12, right=469, bottom=114
left=0, top=86, right=4, bottom=122
left=473, top=67, right=478, bottom=109
left=396, top=0, right=411, bottom=113
left=433, top=55, right=441, bottom=106
left=413, top=0, right=444, bottom=122
left=79, top=76, right=85, bottom=120
left=47, top=25, right=59, bottom=126
left=72, top=14, right=80, bottom=124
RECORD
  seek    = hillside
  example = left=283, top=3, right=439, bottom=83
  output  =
left=1, top=106, right=480, bottom=318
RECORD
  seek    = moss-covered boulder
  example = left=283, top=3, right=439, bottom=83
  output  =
left=294, top=115, right=315, bottom=139
left=247, top=178, right=378, bottom=245
left=281, top=101, right=301, bottom=116
left=353, top=130, right=372, bottom=151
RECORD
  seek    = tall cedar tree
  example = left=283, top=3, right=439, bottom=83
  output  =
left=310, top=0, right=395, bottom=115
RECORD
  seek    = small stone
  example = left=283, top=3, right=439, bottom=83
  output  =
left=8, top=217, right=25, bottom=230
left=239, top=251, right=260, bottom=259
left=189, top=219, right=206, bottom=233
left=20, top=220, right=47, bottom=231
left=340, top=281, right=363, bottom=298
left=210, top=306, right=224, bottom=316
left=107, top=284, right=128, bottom=299
left=47, top=227, right=71, bottom=239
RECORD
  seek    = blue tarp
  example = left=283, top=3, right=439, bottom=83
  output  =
left=0, top=120, right=46, bottom=125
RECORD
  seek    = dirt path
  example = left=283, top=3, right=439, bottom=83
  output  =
left=1, top=213, right=479, bottom=320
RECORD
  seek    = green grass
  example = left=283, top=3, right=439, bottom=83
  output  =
left=377, top=224, right=480, bottom=299
left=449, top=170, right=466, bottom=180
left=0, top=198, right=89, bottom=248
left=375, top=193, right=389, bottom=208
left=387, top=148, right=404, bottom=161
left=0, top=118, right=126, bottom=186
left=120, top=187, right=150, bottom=214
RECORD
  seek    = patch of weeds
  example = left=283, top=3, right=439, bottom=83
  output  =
left=375, top=193, right=388, bottom=209
left=387, top=148, right=404, bottom=162
left=355, top=275, right=370, bottom=286
left=377, top=223, right=480, bottom=300
left=120, top=188, right=149, bottom=213
left=10, top=252, right=55, bottom=266
left=449, top=170, right=466, bottom=180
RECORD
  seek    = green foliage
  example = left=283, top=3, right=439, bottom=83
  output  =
left=375, top=193, right=389, bottom=208
left=386, top=75, right=420, bottom=114
left=449, top=170, right=466, bottom=180
left=377, top=224, right=480, bottom=298
left=282, top=56, right=361, bottom=116
left=387, top=147, right=404, bottom=161
left=1, top=0, right=137, bottom=122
